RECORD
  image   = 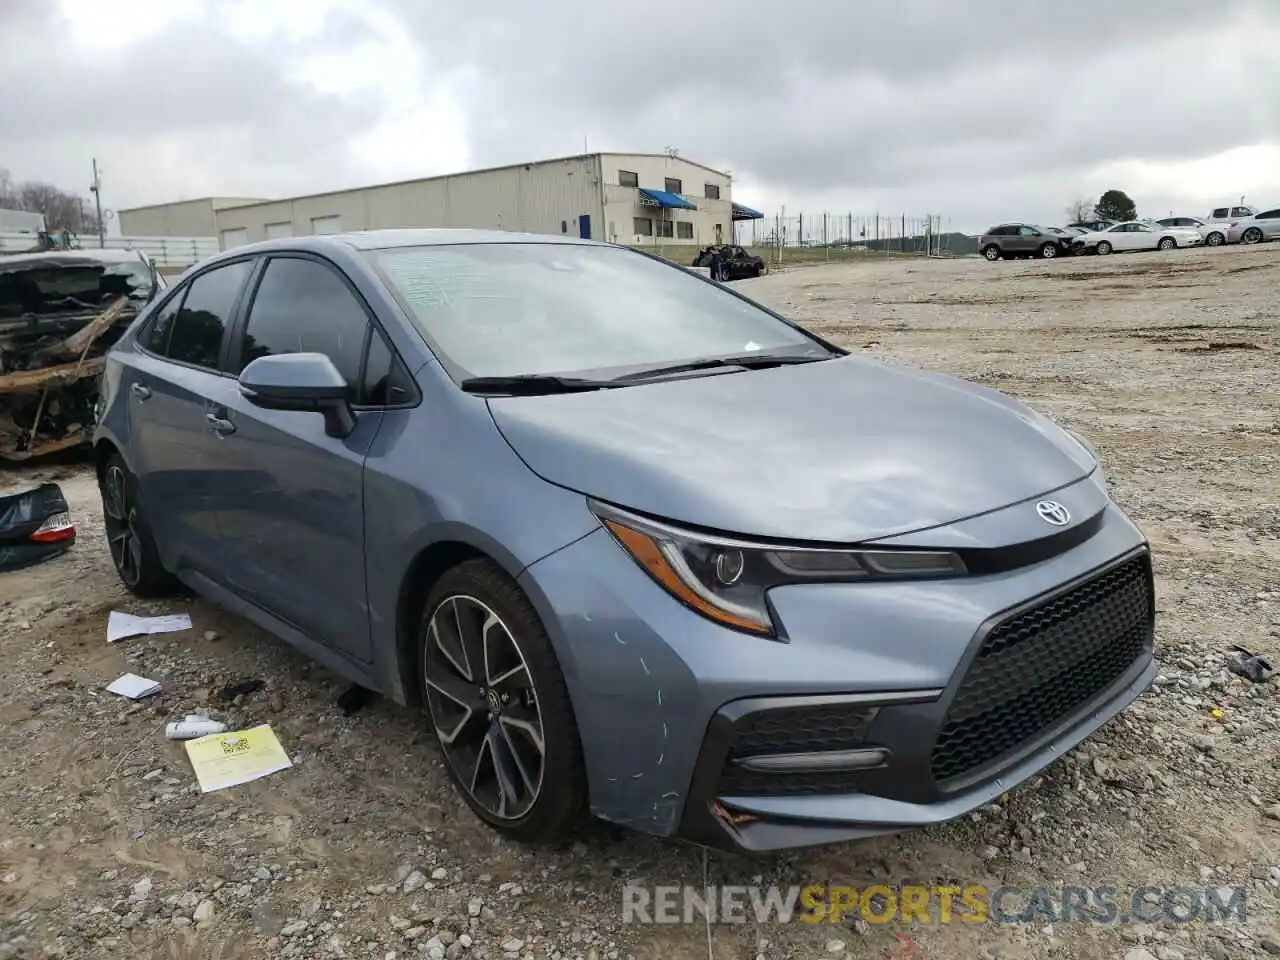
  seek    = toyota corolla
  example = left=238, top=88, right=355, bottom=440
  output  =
left=92, top=230, right=1156, bottom=852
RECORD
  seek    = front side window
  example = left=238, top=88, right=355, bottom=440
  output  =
left=161, top=259, right=252, bottom=369
left=367, top=243, right=825, bottom=380
left=240, top=257, right=371, bottom=400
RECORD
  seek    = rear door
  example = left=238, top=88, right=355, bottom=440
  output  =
left=127, top=258, right=255, bottom=577
left=205, top=253, right=415, bottom=664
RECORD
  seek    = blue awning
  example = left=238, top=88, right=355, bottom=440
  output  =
left=732, top=203, right=764, bottom=221
left=638, top=188, right=697, bottom=211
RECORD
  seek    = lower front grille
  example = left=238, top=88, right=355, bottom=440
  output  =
left=717, top=701, right=877, bottom=796
left=931, top=552, right=1153, bottom=785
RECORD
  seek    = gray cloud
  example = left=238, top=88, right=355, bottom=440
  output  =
left=1, top=0, right=1278, bottom=231
left=0, top=1, right=386, bottom=207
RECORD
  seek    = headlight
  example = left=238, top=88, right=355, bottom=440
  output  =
left=592, top=501, right=967, bottom=637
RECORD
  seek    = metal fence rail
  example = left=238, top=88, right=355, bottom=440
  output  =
left=0, top=232, right=219, bottom=268
left=733, top=213, right=975, bottom=259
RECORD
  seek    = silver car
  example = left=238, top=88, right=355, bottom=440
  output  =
left=1229, top=207, right=1280, bottom=245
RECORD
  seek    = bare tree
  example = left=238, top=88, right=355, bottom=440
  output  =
left=0, top=166, right=101, bottom=234
left=1064, top=198, right=1095, bottom=223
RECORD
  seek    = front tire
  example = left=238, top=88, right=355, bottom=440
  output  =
left=1039, top=243, right=1058, bottom=259
left=99, top=453, right=181, bottom=598
left=1242, top=227, right=1263, bottom=244
left=1096, top=241, right=1113, bottom=255
left=1205, top=231, right=1225, bottom=247
left=982, top=245, right=1001, bottom=262
left=419, top=559, right=587, bottom=844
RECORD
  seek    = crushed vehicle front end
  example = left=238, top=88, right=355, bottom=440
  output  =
left=0, top=250, right=162, bottom=462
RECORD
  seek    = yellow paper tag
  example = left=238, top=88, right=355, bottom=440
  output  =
left=184, top=724, right=293, bottom=793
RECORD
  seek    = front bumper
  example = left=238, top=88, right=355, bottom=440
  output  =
left=677, top=547, right=1156, bottom=852
left=519, top=482, right=1155, bottom=851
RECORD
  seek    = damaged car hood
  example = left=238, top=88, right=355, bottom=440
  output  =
left=487, top=355, right=1096, bottom=542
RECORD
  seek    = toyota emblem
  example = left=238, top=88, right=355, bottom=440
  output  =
left=1035, top=500, right=1071, bottom=526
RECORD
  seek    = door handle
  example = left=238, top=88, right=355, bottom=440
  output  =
left=206, top=413, right=236, bottom=437
left=130, top=383, right=152, bottom=400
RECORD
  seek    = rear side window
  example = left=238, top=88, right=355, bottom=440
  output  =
left=240, top=257, right=371, bottom=401
left=1258, top=209, right=1280, bottom=219
left=151, top=260, right=251, bottom=369
left=1212, top=208, right=1229, bottom=218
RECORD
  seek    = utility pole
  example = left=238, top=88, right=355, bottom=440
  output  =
left=89, top=158, right=105, bottom=248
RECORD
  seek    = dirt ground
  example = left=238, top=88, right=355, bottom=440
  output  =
left=1, top=244, right=1277, bottom=960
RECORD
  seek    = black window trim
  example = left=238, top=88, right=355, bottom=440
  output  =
left=1256, top=208, right=1280, bottom=219
left=132, top=254, right=260, bottom=377
left=228, top=250, right=420, bottom=412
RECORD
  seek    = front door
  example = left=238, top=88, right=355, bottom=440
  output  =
left=578, top=214, right=591, bottom=239
left=210, top=254, right=383, bottom=664
left=127, top=258, right=254, bottom=578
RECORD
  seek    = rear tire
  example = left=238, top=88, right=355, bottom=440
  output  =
left=982, top=245, right=1001, bottom=262
left=1158, top=237, right=1176, bottom=251
left=418, top=559, right=587, bottom=845
left=98, top=453, right=181, bottom=598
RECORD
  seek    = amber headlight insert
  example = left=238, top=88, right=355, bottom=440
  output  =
left=591, top=501, right=966, bottom=637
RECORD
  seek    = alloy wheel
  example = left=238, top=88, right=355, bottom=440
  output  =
left=102, top=465, right=143, bottom=588
left=1207, top=233, right=1223, bottom=246
left=983, top=246, right=1000, bottom=261
left=424, top=595, right=545, bottom=821
left=1042, top=244, right=1057, bottom=258
left=1159, top=238, right=1175, bottom=250
left=1242, top=228, right=1262, bottom=244
left=1096, top=241, right=1112, bottom=255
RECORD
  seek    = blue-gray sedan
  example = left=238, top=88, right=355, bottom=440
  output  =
left=93, top=229, right=1156, bottom=852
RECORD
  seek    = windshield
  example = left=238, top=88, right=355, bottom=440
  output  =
left=367, top=243, right=824, bottom=379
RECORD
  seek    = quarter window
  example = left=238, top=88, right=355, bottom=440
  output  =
left=239, top=257, right=370, bottom=400
left=160, top=259, right=251, bottom=369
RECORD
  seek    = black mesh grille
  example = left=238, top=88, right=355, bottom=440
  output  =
left=931, top=553, right=1153, bottom=785
left=718, top=702, right=877, bottom=796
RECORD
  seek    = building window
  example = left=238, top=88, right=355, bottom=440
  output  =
left=633, top=217, right=653, bottom=236
left=664, top=178, right=682, bottom=195
left=657, top=220, right=674, bottom=239
left=676, top=221, right=694, bottom=239
left=618, top=170, right=639, bottom=187
left=704, top=184, right=720, bottom=200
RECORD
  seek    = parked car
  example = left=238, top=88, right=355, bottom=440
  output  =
left=1071, top=221, right=1202, bottom=255
left=93, top=229, right=1155, bottom=853
left=1224, top=207, right=1280, bottom=245
left=979, top=223, right=1075, bottom=261
left=690, top=244, right=765, bottom=280
left=1199, top=205, right=1258, bottom=246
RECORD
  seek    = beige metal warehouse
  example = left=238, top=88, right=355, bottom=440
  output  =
left=116, top=153, right=765, bottom=251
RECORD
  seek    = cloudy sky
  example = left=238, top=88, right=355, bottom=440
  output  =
left=2, top=0, right=1278, bottom=234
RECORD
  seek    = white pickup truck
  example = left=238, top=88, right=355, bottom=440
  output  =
left=1202, top=205, right=1258, bottom=246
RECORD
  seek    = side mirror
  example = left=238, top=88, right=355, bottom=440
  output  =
left=238, top=352, right=355, bottom=438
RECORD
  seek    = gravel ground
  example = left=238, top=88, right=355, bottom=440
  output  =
left=1, top=243, right=1277, bottom=960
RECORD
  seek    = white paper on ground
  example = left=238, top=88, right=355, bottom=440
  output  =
left=105, top=672, right=161, bottom=699
left=107, top=611, right=192, bottom=644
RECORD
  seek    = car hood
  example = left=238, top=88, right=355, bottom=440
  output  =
left=486, top=355, right=1095, bottom=543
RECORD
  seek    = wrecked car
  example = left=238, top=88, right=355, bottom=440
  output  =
left=0, top=248, right=165, bottom=461
left=690, top=244, right=765, bottom=280
left=0, top=482, right=75, bottom=572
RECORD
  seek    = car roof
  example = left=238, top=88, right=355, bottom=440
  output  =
left=211, top=228, right=607, bottom=262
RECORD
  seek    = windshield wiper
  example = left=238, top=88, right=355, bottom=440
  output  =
left=613, top=352, right=831, bottom=382
left=460, top=374, right=620, bottom=395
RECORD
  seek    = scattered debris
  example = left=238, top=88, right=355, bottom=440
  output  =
left=0, top=481, right=75, bottom=572
left=0, top=248, right=164, bottom=461
left=216, top=678, right=265, bottom=702
left=165, top=716, right=228, bottom=740
left=1227, top=645, right=1276, bottom=683
left=106, top=611, right=192, bottom=643
left=183, top=724, right=292, bottom=793
left=105, top=673, right=161, bottom=700
left=336, top=683, right=379, bottom=715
